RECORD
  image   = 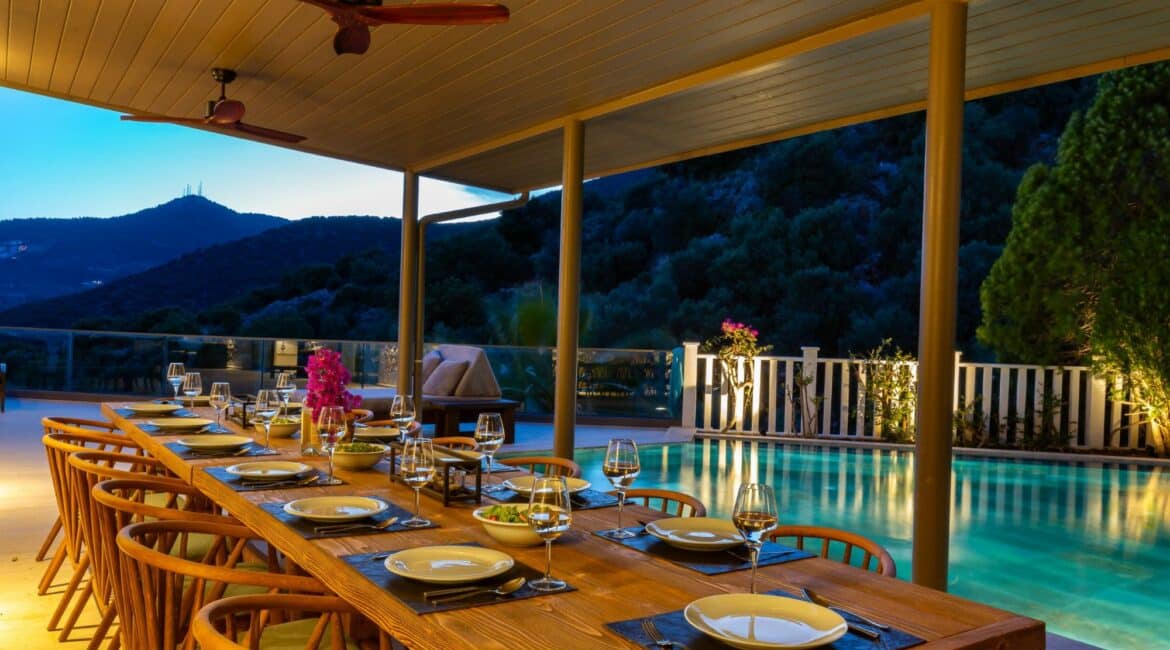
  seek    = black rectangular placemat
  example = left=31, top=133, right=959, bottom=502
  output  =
left=593, top=527, right=813, bottom=575
left=485, top=487, right=620, bottom=510
left=164, top=441, right=280, bottom=460
left=607, top=588, right=924, bottom=649
left=341, top=546, right=576, bottom=615
left=259, top=498, right=434, bottom=539
left=203, top=465, right=333, bottom=492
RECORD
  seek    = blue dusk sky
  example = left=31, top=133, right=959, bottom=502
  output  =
left=0, top=86, right=511, bottom=221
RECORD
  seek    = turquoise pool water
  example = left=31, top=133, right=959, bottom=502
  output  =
left=574, top=441, right=1169, bottom=649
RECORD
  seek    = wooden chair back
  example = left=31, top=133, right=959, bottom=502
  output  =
left=349, top=408, right=374, bottom=423
left=116, top=519, right=325, bottom=650
left=767, top=525, right=896, bottom=577
left=193, top=594, right=374, bottom=650
left=621, top=488, right=707, bottom=517
left=500, top=455, right=582, bottom=478
left=432, top=436, right=478, bottom=451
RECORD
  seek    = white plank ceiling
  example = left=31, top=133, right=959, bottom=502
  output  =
left=3, top=0, right=1169, bottom=192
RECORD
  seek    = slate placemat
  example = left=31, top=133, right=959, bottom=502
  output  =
left=341, top=546, right=576, bottom=615
left=203, top=465, right=333, bottom=492
left=485, top=487, right=620, bottom=510
left=259, top=498, right=435, bottom=539
left=164, top=441, right=280, bottom=460
left=607, top=588, right=924, bottom=649
left=593, top=527, right=813, bottom=575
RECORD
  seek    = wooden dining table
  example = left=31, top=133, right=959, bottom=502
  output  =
left=102, top=402, right=1045, bottom=649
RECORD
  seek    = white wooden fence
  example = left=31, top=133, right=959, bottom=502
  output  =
left=680, top=343, right=1147, bottom=451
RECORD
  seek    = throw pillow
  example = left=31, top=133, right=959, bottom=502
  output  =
left=421, top=350, right=443, bottom=384
left=423, top=360, right=469, bottom=396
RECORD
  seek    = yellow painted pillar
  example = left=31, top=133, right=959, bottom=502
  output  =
left=397, top=171, right=420, bottom=397
left=914, top=0, right=966, bottom=591
left=553, top=119, right=584, bottom=459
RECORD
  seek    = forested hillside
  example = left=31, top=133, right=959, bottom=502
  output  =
left=8, top=78, right=1096, bottom=359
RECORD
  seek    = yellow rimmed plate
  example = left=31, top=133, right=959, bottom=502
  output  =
left=149, top=417, right=215, bottom=430
left=225, top=461, right=312, bottom=482
left=353, top=426, right=400, bottom=441
left=384, top=546, right=514, bottom=584
left=503, top=475, right=591, bottom=495
left=282, top=496, right=388, bottom=523
left=124, top=402, right=182, bottom=414
left=684, top=594, right=847, bottom=649
left=176, top=434, right=252, bottom=451
left=645, top=517, right=745, bottom=551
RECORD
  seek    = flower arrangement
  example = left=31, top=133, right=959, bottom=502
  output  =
left=304, top=348, right=362, bottom=421
left=703, top=319, right=771, bottom=432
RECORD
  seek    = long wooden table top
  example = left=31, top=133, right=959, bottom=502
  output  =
left=103, top=403, right=1045, bottom=650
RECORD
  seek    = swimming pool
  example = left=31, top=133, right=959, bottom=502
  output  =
left=573, top=441, right=1169, bottom=649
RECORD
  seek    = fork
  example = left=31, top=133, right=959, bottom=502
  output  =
left=641, top=618, right=679, bottom=649
left=314, top=516, right=399, bottom=535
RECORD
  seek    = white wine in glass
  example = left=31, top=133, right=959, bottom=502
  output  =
left=732, top=483, right=779, bottom=594
left=390, top=395, right=416, bottom=436
left=275, top=371, right=297, bottom=417
left=474, top=412, right=506, bottom=492
left=166, top=362, right=185, bottom=403
left=255, top=389, right=280, bottom=451
left=400, top=438, right=435, bottom=528
left=316, top=405, right=346, bottom=486
left=209, top=382, right=231, bottom=432
left=181, top=372, right=202, bottom=412
left=602, top=438, right=640, bottom=538
left=527, top=476, right=572, bottom=592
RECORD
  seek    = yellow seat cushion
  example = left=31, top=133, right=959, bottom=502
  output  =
left=182, top=562, right=273, bottom=599
left=243, top=617, right=359, bottom=650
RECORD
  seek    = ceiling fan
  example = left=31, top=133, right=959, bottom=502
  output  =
left=301, top=1, right=510, bottom=55
left=120, top=68, right=306, bottom=144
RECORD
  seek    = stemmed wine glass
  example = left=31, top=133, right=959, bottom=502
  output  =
left=527, top=476, right=572, bottom=592
left=732, top=483, right=779, bottom=594
left=275, top=371, right=296, bottom=418
left=390, top=395, right=416, bottom=437
left=316, top=405, right=346, bottom=486
left=181, top=372, right=202, bottom=412
left=255, top=389, right=280, bottom=451
left=474, top=412, right=506, bottom=492
left=603, top=438, right=641, bottom=538
left=209, top=382, right=231, bottom=432
left=166, top=362, right=185, bottom=403
left=400, top=438, right=436, bottom=528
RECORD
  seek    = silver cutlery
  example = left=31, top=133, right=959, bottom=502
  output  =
left=802, top=587, right=890, bottom=630
left=314, top=516, right=399, bottom=535
left=799, top=588, right=881, bottom=640
left=427, top=576, right=526, bottom=604
left=241, top=474, right=320, bottom=489
left=641, top=618, right=680, bottom=649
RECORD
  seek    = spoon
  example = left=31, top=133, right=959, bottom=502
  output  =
left=428, top=577, right=526, bottom=604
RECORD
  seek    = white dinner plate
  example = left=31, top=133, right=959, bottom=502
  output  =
left=503, top=475, right=591, bottom=495
left=149, top=417, right=215, bottom=430
left=684, top=594, right=847, bottom=650
left=124, top=402, right=182, bottom=414
left=645, top=517, right=745, bottom=551
left=176, top=434, right=253, bottom=451
left=384, top=546, right=514, bottom=584
left=353, top=426, right=400, bottom=441
left=225, top=461, right=312, bottom=481
left=282, top=496, right=388, bottom=523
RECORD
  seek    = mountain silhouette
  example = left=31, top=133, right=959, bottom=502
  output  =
left=0, top=195, right=285, bottom=309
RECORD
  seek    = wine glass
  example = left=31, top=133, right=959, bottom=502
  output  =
left=166, top=362, right=185, bottom=403
left=732, top=483, right=779, bottom=594
left=474, top=412, right=506, bottom=492
left=316, top=405, right=346, bottom=486
left=275, top=371, right=297, bottom=417
left=390, top=395, right=416, bottom=436
left=400, top=438, right=436, bottom=528
left=255, top=389, right=280, bottom=451
left=603, top=438, right=641, bottom=538
left=527, top=475, right=572, bottom=592
left=209, top=382, right=231, bottom=432
left=181, top=372, right=202, bottom=412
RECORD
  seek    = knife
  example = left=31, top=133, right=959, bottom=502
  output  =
left=802, top=587, right=890, bottom=630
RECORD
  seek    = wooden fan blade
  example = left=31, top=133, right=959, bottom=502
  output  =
left=357, top=3, right=509, bottom=25
left=120, top=114, right=207, bottom=125
left=230, top=122, right=307, bottom=144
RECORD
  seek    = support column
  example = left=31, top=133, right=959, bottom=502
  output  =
left=913, top=0, right=966, bottom=591
left=397, top=171, right=420, bottom=397
left=553, top=119, right=584, bottom=459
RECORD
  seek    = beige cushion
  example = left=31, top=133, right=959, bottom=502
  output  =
left=423, top=360, right=468, bottom=396
left=421, top=350, right=443, bottom=384
left=453, top=348, right=503, bottom=398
